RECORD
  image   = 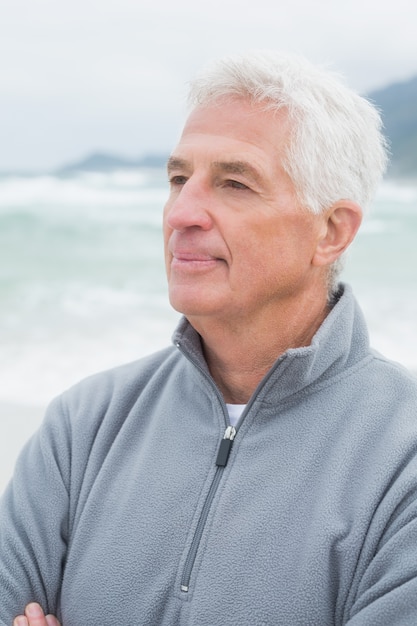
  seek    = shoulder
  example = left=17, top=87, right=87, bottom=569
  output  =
left=347, top=352, right=417, bottom=461
left=31, top=346, right=181, bottom=485
left=68, top=345, right=177, bottom=395
left=367, top=350, right=417, bottom=401
left=47, top=345, right=180, bottom=432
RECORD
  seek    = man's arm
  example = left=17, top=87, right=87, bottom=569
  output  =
left=344, top=455, right=417, bottom=625
left=13, top=604, right=60, bottom=626
left=0, top=397, right=71, bottom=624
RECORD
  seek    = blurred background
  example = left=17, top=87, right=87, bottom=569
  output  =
left=1, top=0, right=417, bottom=493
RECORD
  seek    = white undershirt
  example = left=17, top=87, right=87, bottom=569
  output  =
left=226, top=403, right=247, bottom=428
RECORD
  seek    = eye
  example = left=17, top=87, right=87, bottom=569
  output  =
left=225, top=179, right=250, bottom=190
left=169, top=175, right=188, bottom=186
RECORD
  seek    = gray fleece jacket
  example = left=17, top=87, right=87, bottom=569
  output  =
left=1, top=284, right=417, bottom=625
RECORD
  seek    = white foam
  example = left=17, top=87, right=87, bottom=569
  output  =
left=0, top=302, right=180, bottom=406
left=376, top=180, right=417, bottom=204
left=0, top=171, right=168, bottom=210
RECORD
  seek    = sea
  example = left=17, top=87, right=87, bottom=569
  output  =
left=1, top=169, right=417, bottom=492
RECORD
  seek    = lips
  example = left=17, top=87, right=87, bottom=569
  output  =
left=173, top=252, right=217, bottom=262
left=170, top=250, right=222, bottom=272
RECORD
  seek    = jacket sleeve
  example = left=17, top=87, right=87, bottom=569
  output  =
left=0, top=396, right=70, bottom=624
left=345, top=454, right=417, bottom=625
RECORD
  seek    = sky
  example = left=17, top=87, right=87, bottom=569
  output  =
left=1, top=0, right=417, bottom=172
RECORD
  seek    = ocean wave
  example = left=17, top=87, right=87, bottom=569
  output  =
left=376, top=180, right=417, bottom=206
left=0, top=171, right=169, bottom=211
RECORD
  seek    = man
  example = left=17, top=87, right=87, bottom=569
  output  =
left=2, top=51, right=417, bottom=625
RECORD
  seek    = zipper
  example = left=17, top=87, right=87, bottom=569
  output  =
left=174, top=336, right=283, bottom=594
left=215, top=426, right=237, bottom=467
left=180, top=426, right=236, bottom=592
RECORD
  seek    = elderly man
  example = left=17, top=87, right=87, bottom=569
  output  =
left=3, top=51, right=417, bottom=626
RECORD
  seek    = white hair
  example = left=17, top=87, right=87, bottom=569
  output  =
left=187, top=50, right=389, bottom=215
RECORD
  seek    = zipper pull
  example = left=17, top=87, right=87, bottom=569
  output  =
left=215, top=426, right=237, bottom=467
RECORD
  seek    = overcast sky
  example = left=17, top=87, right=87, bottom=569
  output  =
left=1, top=0, right=417, bottom=171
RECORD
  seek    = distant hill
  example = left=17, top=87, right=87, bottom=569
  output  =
left=55, top=151, right=168, bottom=175
left=368, top=75, right=417, bottom=178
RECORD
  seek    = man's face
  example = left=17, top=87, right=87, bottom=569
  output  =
left=163, top=98, right=327, bottom=328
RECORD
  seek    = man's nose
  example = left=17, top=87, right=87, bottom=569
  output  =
left=164, top=180, right=213, bottom=232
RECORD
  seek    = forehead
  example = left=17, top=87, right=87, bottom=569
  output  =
left=173, top=99, right=291, bottom=171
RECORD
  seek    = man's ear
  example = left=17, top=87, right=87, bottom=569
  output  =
left=312, top=201, right=363, bottom=267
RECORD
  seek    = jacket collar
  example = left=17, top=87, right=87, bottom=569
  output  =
left=172, top=284, right=370, bottom=403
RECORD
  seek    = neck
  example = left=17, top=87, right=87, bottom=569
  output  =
left=189, top=289, right=330, bottom=404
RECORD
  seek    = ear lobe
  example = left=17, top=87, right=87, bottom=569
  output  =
left=312, top=201, right=363, bottom=267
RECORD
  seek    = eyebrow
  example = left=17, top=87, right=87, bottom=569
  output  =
left=166, top=156, right=190, bottom=173
left=211, top=160, right=263, bottom=185
left=167, top=156, right=263, bottom=186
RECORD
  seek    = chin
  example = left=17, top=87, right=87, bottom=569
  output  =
left=170, top=302, right=207, bottom=317
left=169, top=294, right=216, bottom=319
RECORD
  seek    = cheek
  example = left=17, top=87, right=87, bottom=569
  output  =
left=162, top=204, right=169, bottom=231
left=230, top=229, right=281, bottom=282
left=162, top=212, right=172, bottom=246
left=162, top=230, right=172, bottom=276
left=237, top=218, right=317, bottom=278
